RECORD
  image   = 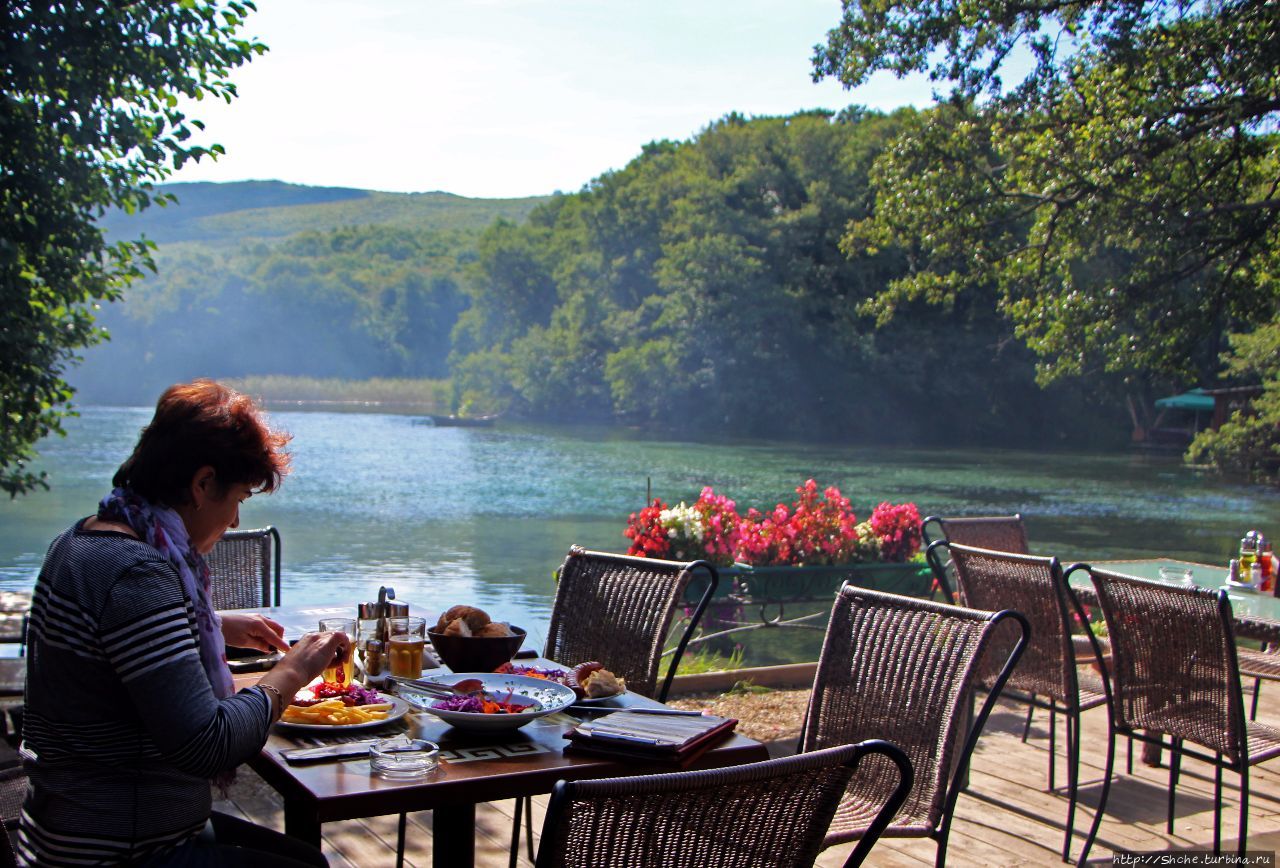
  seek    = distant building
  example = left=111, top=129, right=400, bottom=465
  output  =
left=1133, top=386, right=1263, bottom=446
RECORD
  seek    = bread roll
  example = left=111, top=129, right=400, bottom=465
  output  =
left=475, top=621, right=512, bottom=638
left=442, top=617, right=472, bottom=637
left=582, top=669, right=625, bottom=698
left=436, top=605, right=490, bottom=633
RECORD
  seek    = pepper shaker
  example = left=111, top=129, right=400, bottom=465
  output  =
left=362, top=639, right=386, bottom=686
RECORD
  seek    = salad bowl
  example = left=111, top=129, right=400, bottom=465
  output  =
left=396, top=672, right=576, bottom=732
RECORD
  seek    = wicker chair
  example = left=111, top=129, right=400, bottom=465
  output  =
left=506, top=546, right=719, bottom=867
left=0, top=617, right=26, bottom=701
left=921, top=514, right=1030, bottom=553
left=206, top=526, right=281, bottom=609
left=534, top=740, right=912, bottom=868
left=929, top=542, right=1107, bottom=861
left=1068, top=566, right=1280, bottom=863
left=0, top=765, right=25, bottom=868
left=1237, top=646, right=1280, bottom=721
left=920, top=515, right=1029, bottom=603
left=800, top=584, right=1029, bottom=868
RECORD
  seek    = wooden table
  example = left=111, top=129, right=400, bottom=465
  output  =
left=1065, top=557, right=1280, bottom=642
left=1065, top=557, right=1280, bottom=766
left=240, top=659, right=770, bottom=867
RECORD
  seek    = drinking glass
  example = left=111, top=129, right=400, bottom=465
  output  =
left=1158, top=566, right=1195, bottom=588
left=318, top=617, right=357, bottom=685
left=387, top=616, right=427, bottom=678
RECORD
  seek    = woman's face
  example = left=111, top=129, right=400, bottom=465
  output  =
left=186, top=477, right=255, bottom=554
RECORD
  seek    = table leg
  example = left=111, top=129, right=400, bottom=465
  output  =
left=433, top=803, right=476, bottom=868
left=283, top=799, right=322, bottom=849
left=1141, top=731, right=1163, bottom=767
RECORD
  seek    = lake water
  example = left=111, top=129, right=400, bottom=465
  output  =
left=3, top=405, right=1277, bottom=666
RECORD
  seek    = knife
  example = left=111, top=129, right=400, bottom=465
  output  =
left=281, top=740, right=380, bottom=764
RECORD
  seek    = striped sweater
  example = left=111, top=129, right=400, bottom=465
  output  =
left=17, top=521, right=274, bottom=866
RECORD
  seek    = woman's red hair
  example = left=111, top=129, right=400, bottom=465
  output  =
left=113, top=380, right=291, bottom=506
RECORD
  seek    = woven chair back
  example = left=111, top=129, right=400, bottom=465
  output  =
left=948, top=544, right=1077, bottom=704
left=544, top=547, right=700, bottom=701
left=535, top=741, right=912, bottom=868
left=207, top=527, right=280, bottom=609
left=0, top=765, right=25, bottom=868
left=939, top=515, right=1029, bottom=554
left=1089, top=568, right=1245, bottom=762
left=802, top=585, right=1013, bottom=842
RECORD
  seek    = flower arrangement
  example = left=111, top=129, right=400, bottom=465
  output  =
left=624, top=480, right=922, bottom=568
left=623, top=487, right=744, bottom=564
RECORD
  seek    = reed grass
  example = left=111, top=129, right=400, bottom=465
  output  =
left=673, top=644, right=746, bottom=675
left=227, top=375, right=451, bottom=408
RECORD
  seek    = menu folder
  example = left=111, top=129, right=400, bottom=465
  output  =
left=564, top=710, right=738, bottom=766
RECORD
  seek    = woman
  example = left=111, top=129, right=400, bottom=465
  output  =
left=19, top=381, right=347, bottom=867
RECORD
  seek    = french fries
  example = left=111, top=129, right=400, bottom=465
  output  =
left=281, top=699, right=392, bottom=726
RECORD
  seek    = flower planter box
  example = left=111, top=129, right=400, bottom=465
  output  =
left=685, top=561, right=934, bottom=605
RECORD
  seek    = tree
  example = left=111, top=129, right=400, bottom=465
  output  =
left=0, top=1, right=265, bottom=495
left=814, top=0, right=1280, bottom=398
left=452, top=109, right=1110, bottom=443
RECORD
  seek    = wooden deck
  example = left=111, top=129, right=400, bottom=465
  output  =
left=214, top=682, right=1280, bottom=866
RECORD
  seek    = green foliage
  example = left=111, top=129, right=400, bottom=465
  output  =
left=725, top=680, right=772, bottom=696
left=75, top=222, right=474, bottom=403
left=451, top=109, right=1112, bottom=443
left=672, top=644, right=746, bottom=675
left=1188, top=316, right=1280, bottom=479
left=814, top=0, right=1280, bottom=398
left=72, top=182, right=548, bottom=407
left=1, top=0, right=265, bottom=495
left=223, top=376, right=451, bottom=408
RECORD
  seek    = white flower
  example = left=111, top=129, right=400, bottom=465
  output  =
left=659, top=503, right=704, bottom=543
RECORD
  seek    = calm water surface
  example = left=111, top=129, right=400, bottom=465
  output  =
left=2, top=406, right=1276, bottom=664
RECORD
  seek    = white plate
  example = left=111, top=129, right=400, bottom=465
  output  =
left=399, top=673, right=576, bottom=732
left=499, top=663, right=625, bottom=703
left=275, top=695, right=411, bottom=732
left=572, top=689, right=628, bottom=705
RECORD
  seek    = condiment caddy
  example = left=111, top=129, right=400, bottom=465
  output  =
left=356, top=586, right=407, bottom=686
left=1227, top=531, right=1278, bottom=594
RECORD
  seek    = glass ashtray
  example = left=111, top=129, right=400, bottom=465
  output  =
left=369, top=736, right=440, bottom=780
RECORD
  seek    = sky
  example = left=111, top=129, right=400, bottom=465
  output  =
left=169, top=0, right=937, bottom=199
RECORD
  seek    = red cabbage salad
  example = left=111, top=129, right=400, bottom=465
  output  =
left=295, top=681, right=383, bottom=707
left=496, top=663, right=573, bottom=686
left=430, top=690, right=538, bottom=714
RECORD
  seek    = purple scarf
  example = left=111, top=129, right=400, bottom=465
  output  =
left=98, top=487, right=234, bottom=699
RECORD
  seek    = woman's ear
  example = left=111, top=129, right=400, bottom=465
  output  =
left=189, top=465, right=218, bottom=511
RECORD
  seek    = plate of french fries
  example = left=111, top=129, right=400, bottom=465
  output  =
left=277, top=695, right=411, bottom=731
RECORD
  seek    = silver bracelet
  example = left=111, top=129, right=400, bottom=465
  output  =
left=259, top=683, right=284, bottom=720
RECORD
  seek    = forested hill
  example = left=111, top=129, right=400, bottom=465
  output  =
left=73, top=181, right=551, bottom=405
left=98, top=181, right=552, bottom=247
left=74, top=126, right=1119, bottom=447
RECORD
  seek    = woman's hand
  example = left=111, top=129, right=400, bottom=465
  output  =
left=220, top=612, right=289, bottom=654
left=255, top=630, right=350, bottom=720
left=271, top=630, right=350, bottom=686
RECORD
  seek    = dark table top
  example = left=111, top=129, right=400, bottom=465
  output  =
left=240, top=658, right=770, bottom=826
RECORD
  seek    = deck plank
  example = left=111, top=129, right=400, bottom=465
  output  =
left=220, top=676, right=1280, bottom=866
